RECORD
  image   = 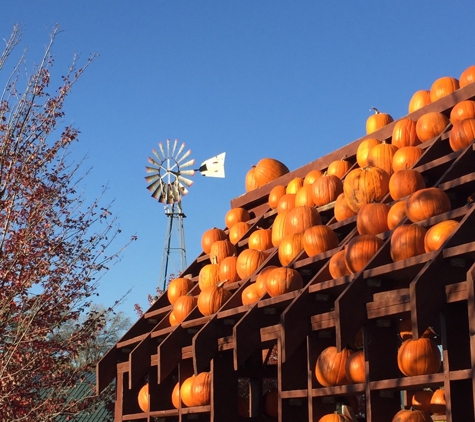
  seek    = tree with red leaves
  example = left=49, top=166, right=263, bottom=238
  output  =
left=0, top=24, right=135, bottom=420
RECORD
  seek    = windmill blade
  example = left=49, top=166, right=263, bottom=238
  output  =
left=198, top=152, right=226, bottom=178
left=176, top=142, right=185, bottom=159
left=178, top=169, right=195, bottom=176
left=171, top=138, right=178, bottom=156
left=152, top=147, right=164, bottom=162
left=145, top=174, right=160, bottom=184
left=166, top=138, right=170, bottom=160
left=171, top=182, right=182, bottom=202
left=166, top=184, right=175, bottom=204
left=147, top=156, right=166, bottom=171
left=148, top=179, right=164, bottom=200
left=177, top=174, right=194, bottom=187
left=180, top=158, right=196, bottom=168
left=177, top=149, right=192, bottom=164
left=158, top=142, right=166, bottom=160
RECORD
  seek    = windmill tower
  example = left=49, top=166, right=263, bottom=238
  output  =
left=145, top=139, right=225, bottom=291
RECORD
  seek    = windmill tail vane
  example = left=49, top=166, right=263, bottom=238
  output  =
left=197, top=152, right=226, bottom=178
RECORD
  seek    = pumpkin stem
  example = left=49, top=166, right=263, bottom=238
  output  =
left=370, top=106, right=380, bottom=114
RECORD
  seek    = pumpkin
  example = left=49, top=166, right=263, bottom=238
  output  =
left=225, top=207, right=251, bottom=229
left=276, top=193, right=296, bottom=214
left=245, top=166, right=258, bottom=192
left=408, top=89, right=431, bottom=114
left=180, top=375, right=196, bottom=407
left=449, top=99, right=475, bottom=124
left=312, top=173, right=344, bottom=207
left=343, top=166, right=390, bottom=213
left=405, top=187, right=451, bottom=223
left=411, top=390, right=434, bottom=414
left=286, top=177, right=304, bottom=194
left=173, top=294, right=198, bottom=324
left=327, top=156, right=352, bottom=179
left=172, top=382, right=180, bottom=409
left=356, top=202, right=390, bottom=235
left=334, top=193, right=357, bottom=222
left=367, top=140, right=399, bottom=176
left=248, top=228, right=273, bottom=251
left=218, top=255, right=241, bottom=283
left=271, top=210, right=289, bottom=247
left=265, top=267, right=303, bottom=297
left=344, top=234, right=383, bottom=273
left=392, top=146, right=424, bottom=173
left=424, top=219, right=458, bottom=252
left=263, top=388, right=278, bottom=418
left=210, top=239, right=237, bottom=262
left=294, top=184, right=315, bottom=207
left=198, top=261, right=220, bottom=290
left=228, top=222, right=251, bottom=245
left=284, top=205, right=322, bottom=236
left=138, top=383, right=149, bottom=412
left=356, top=138, right=381, bottom=168
left=304, top=169, right=323, bottom=185
left=448, top=117, right=475, bottom=151
left=415, top=111, right=450, bottom=142
left=201, top=227, right=227, bottom=254
left=268, top=185, right=287, bottom=209
left=278, top=232, right=304, bottom=266
left=387, top=200, right=407, bottom=230
left=167, top=277, right=194, bottom=305
left=328, top=249, right=351, bottom=279
left=430, top=76, right=459, bottom=102
left=391, top=408, right=432, bottom=422
left=191, top=372, right=211, bottom=406
left=390, top=224, right=427, bottom=262
left=236, top=248, right=267, bottom=280
left=389, top=168, right=425, bottom=200
left=392, top=118, right=421, bottom=148
left=315, top=346, right=352, bottom=386
left=197, top=281, right=232, bottom=315
left=345, top=350, right=365, bottom=383
left=255, top=265, right=278, bottom=296
left=302, top=225, right=339, bottom=257
left=241, top=282, right=260, bottom=305
left=430, top=388, right=446, bottom=415
left=169, top=310, right=178, bottom=326
left=460, top=64, right=475, bottom=88
left=399, top=317, right=436, bottom=341
left=252, top=158, right=290, bottom=187
left=318, top=413, right=353, bottom=422
left=366, top=107, right=394, bottom=135
left=397, top=337, right=441, bottom=376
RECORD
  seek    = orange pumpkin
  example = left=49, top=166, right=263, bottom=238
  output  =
left=390, top=224, right=427, bottom=262
left=328, top=249, right=351, bottom=279
left=460, top=64, right=475, bottom=88
left=304, top=169, right=324, bottom=185
left=167, top=277, right=194, bottom=305
left=248, top=228, right=273, bottom=251
left=278, top=232, right=304, bottom=266
left=197, top=282, right=231, bottom=315
left=408, top=89, right=431, bottom=114
left=228, top=222, right=251, bottom=245
left=173, top=294, right=197, bottom=324
left=138, top=383, right=149, bottom=412
left=294, top=184, right=315, bottom=207
left=241, top=282, right=260, bottom=305
left=315, top=346, right=352, bottom=386
left=218, top=255, right=241, bottom=283
left=191, top=372, right=211, bottom=406
left=284, top=205, right=322, bottom=236
left=255, top=265, right=278, bottom=296
left=225, top=207, right=251, bottom=229
left=268, top=185, right=287, bottom=209
left=449, top=99, right=475, bottom=124
left=430, top=388, right=446, bottom=415
left=252, top=158, right=290, bottom=187
left=424, top=219, right=458, bottom=252
left=392, top=146, right=424, bottom=173
left=366, top=108, right=394, bottom=135
left=411, top=390, right=434, bottom=414
left=389, top=168, right=425, bottom=200
left=356, top=138, right=381, bottom=168
left=392, top=118, right=421, bottom=148
left=171, top=381, right=180, bottom=409
left=180, top=375, right=196, bottom=407
left=399, top=317, right=436, bottom=341
left=210, top=239, right=237, bottom=262
left=198, top=262, right=220, bottom=290
left=387, top=200, right=407, bottom=230
left=397, top=337, right=441, bottom=376
left=344, top=234, right=383, bottom=273
left=286, top=177, right=304, bottom=194
left=302, top=225, right=339, bottom=257
left=245, top=166, right=258, bottom=192
left=327, top=157, right=352, bottom=179
left=263, top=388, right=278, bottom=418
left=201, top=227, right=227, bottom=254
left=318, top=413, right=353, bottom=422
left=367, top=140, right=399, bottom=176
left=356, top=202, right=390, bottom=235
left=448, top=117, right=475, bottom=151
left=265, top=267, right=303, bottom=297
left=430, top=76, right=459, bottom=102
left=271, top=210, right=289, bottom=247
left=169, top=310, right=178, bottom=326
left=415, top=111, right=450, bottom=142
left=334, top=193, right=357, bottom=222
left=311, top=173, right=344, bottom=207
left=343, top=166, right=390, bottom=213
left=405, top=187, right=451, bottom=223
left=391, top=409, right=432, bottom=422
left=236, top=248, right=267, bottom=280
left=345, top=350, right=365, bottom=383
left=276, top=193, right=296, bottom=214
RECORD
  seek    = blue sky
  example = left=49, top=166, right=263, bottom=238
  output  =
left=3, top=1, right=475, bottom=320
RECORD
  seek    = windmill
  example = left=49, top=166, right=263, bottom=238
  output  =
left=145, top=139, right=225, bottom=291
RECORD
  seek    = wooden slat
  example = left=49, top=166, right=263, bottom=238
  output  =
left=129, top=334, right=151, bottom=389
